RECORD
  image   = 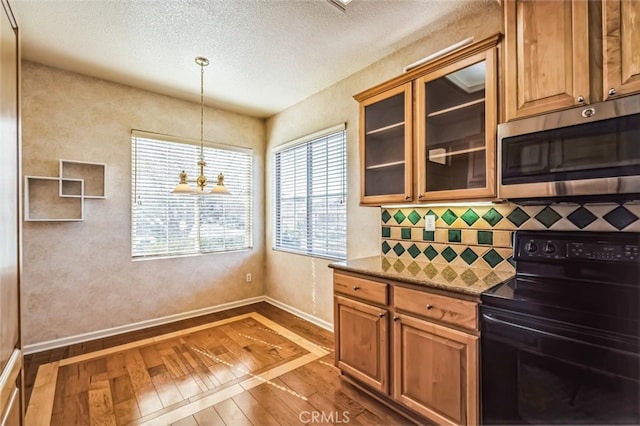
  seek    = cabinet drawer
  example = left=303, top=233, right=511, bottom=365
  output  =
left=394, top=286, right=477, bottom=331
left=334, top=273, right=388, bottom=305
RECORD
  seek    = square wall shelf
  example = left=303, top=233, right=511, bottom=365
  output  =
left=25, top=176, right=84, bottom=221
left=60, top=160, right=106, bottom=198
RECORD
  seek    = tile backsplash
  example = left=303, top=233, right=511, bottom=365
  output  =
left=381, top=202, right=640, bottom=271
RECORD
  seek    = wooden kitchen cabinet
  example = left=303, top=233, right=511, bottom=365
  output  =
left=358, top=83, right=413, bottom=205
left=503, top=0, right=590, bottom=121
left=602, top=0, right=640, bottom=100
left=393, top=285, right=478, bottom=425
left=355, top=35, right=499, bottom=205
left=333, top=271, right=480, bottom=425
left=334, top=295, right=389, bottom=394
left=416, top=48, right=497, bottom=200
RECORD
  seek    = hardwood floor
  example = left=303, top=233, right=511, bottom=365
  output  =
left=24, top=302, right=414, bottom=425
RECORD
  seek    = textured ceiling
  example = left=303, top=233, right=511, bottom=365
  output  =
left=11, top=0, right=490, bottom=118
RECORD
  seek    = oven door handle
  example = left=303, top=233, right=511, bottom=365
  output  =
left=481, top=312, right=569, bottom=342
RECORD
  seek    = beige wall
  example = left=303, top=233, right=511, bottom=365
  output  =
left=21, top=62, right=266, bottom=346
left=264, top=2, right=502, bottom=325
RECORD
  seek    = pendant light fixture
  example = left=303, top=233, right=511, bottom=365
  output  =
left=172, top=56, right=230, bottom=195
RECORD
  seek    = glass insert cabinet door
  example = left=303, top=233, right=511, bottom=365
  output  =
left=359, top=82, right=413, bottom=204
left=416, top=48, right=497, bottom=201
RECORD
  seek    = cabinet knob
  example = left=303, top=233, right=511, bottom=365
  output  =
left=378, top=312, right=386, bottom=318
left=609, top=88, right=616, bottom=96
left=393, top=315, right=400, bottom=321
left=404, top=195, right=411, bottom=201
left=426, top=304, right=434, bottom=310
left=577, top=95, right=585, bottom=103
left=353, top=285, right=360, bottom=291
left=418, top=194, right=424, bottom=199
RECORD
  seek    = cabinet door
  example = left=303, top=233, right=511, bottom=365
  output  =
left=393, top=314, right=478, bottom=426
left=504, top=0, right=589, bottom=120
left=603, top=0, right=640, bottom=100
left=359, top=83, right=413, bottom=205
left=416, top=48, right=497, bottom=200
left=334, top=295, right=389, bottom=394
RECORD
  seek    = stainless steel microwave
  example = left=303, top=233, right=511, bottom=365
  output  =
left=498, top=94, right=640, bottom=201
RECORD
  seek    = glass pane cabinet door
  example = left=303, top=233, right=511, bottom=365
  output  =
left=360, top=83, right=413, bottom=204
left=417, top=49, right=497, bottom=200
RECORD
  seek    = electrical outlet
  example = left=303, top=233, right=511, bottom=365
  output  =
left=424, top=214, right=436, bottom=231
left=245, top=273, right=252, bottom=283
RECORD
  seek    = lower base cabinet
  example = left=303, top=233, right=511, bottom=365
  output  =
left=393, top=313, right=478, bottom=425
left=333, top=271, right=479, bottom=426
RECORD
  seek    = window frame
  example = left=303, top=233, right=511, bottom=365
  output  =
left=272, top=124, right=347, bottom=261
left=131, top=130, right=254, bottom=260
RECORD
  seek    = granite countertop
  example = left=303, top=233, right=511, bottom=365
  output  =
left=329, top=256, right=515, bottom=297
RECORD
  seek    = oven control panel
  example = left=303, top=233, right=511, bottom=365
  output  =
left=517, top=238, right=639, bottom=262
left=567, top=242, right=639, bottom=262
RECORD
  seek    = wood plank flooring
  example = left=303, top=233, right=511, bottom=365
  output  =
left=24, top=302, right=415, bottom=425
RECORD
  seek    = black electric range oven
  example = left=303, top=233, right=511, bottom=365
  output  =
left=480, top=230, right=640, bottom=425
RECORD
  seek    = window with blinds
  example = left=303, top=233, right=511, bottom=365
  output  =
left=131, top=131, right=253, bottom=259
left=273, top=126, right=347, bottom=260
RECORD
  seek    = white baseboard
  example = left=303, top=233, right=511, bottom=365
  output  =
left=24, top=296, right=333, bottom=355
left=264, top=296, right=334, bottom=332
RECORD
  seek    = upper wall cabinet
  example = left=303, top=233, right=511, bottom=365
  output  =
left=355, top=35, right=500, bottom=206
left=503, top=0, right=590, bottom=121
left=416, top=49, right=497, bottom=201
left=359, top=83, right=413, bottom=204
left=602, top=0, right=640, bottom=100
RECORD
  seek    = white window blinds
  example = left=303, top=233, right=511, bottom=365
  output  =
left=273, top=126, right=347, bottom=260
left=131, top=131, right=253, bottom=258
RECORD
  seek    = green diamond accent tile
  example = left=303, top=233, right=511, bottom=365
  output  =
left=441, top=266, right=458, bottom=282
left=441, top=209, right=458, bottom=226
left=506, top=207, right=530, bottom=227
left=461, top=208, right=480, bottom=226
left=423, top=230, right=435, bottom=241
left=483, top=249, right=504, bottom=268
left=408, top=261, right=421, bottom=276
left=482, top=207, right=504, bottom=227
left=408, top=210, right=422, bottom=225
left=393, top=210, right=406, bottom=224
left=393, top=243, right=405, bottom=256
left=441, top=246, right=458, bottom=262
left=381, top=241, right=391, bottom=254
left=423, top=263, right=438, bottom=278
left=477, top=230, right=493, bottom=245
left=567, top=206, right=597, bottom=229
left=426, top=209, right=439, bottom=220
left=407, top=244, right=421, bottom=258
left=448, top=229, right=461, bottom=243
left=603, top=205, right=639, bottom=230
left=535, top=206, right=562, bottom=228
left=401, top=228, right=412, bottom=240
left=507, top=256, right=516, bottom=267
left=381, top=227, right=391, bottom=238
left=424, top=245, right=438, bottom=260
left=461, top=269, right=479, bottom=286
left=393, top=259, right=406, bottom=273
left=381, top=210, right=392, bottom=223
left=460, top=248, right=479, bottom=265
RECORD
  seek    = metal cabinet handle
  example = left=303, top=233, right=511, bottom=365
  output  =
left=379, top=312, right=386, bottom=318
left=577, top=95, right=585, bottom=103
left=426, top=304, right=434, bottom=310
left=393, top=315, right=400, bottom=321
left=404, top=195, right=411, bottom=200
left=609, top=88, right=616, bottom=96
left=418, top=194, right=424, bottom=199
left=353, top=285, right=360, bottom=291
